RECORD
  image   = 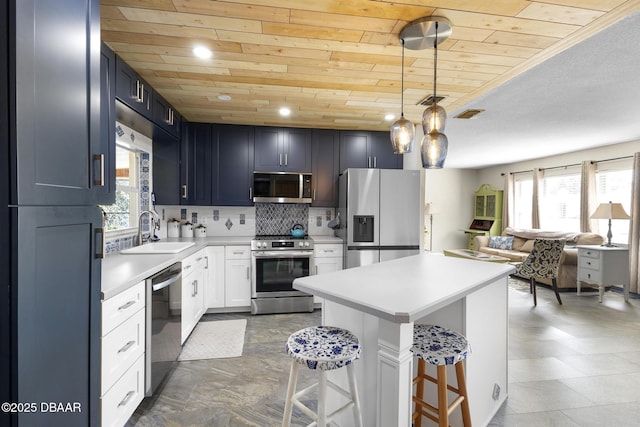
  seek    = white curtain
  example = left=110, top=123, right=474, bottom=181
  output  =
left=502, top=173, right=514, bottom=230
left=532, top=168, right=543, bottom=229
left=629, top=152, right=640, bottom=294
left=580, top=160, right=597, bottom=232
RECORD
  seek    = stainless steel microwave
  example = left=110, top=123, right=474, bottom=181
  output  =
left=253, top=172, right=312, bottom=203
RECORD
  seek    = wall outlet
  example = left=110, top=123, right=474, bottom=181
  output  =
left=316, top=216, right=322, bottom=226
left=240, top=213, right=245, bottom=224
left=213, top=210, right=219, bottom=221
left=492, top=383, right=501, bottom=401
left=326, top=210, right=331, bottom=220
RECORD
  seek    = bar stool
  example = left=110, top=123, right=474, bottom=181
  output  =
left=411, top=324, right=472, bottom=427
left=282, top=325, right=363, bottom=427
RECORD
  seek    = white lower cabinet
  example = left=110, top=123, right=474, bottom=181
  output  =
left=101, top=281, right=145, bottom=427
left=181, top=249, right=207, bottom=344
left=225, top=246, right=252, bottom=307
left=313, top=244, right=343, bottom=305
left=205, top=246, right=226, bottom=309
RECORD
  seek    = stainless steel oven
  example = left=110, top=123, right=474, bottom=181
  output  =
left=250, top=236, right=314, bottom=314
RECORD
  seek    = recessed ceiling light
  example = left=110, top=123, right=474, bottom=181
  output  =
left=385, top=113, right=395, bottom=121
left=193, top=46, right=212, bottom=59
left=279, top=107, right=291, bottom=117
left=218, top=95, right=232, bottom=101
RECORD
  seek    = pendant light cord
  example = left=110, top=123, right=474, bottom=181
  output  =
left=401, top=39, right=405, bottom=118
left=433, top=22, right=438, bottom=108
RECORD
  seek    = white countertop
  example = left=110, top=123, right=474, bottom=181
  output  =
left=101, top=235, right=343, bottom=300
left=293, top=252, right=515, bottom=322
left=101, top=236, right=252, bottom=300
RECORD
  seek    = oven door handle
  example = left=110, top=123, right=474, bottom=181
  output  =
left=252, top=251, right=313, bottom=258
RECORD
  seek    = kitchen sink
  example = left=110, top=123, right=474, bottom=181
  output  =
left=120, top=241, right=196, bottom=254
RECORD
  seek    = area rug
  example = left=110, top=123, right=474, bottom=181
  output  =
left=178, top=319, right=246, bottom=361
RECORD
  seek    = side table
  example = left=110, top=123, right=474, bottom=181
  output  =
left=576, top=245, right=629, bottom=303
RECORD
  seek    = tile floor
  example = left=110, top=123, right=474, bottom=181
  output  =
left=127, top=281, right=640, bottom=427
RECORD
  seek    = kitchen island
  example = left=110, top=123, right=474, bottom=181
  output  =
left=293, top=252, right=515, bottom=427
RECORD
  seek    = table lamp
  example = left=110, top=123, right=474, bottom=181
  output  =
left=424, top=203, right=437, bottom=251
left=590, top=201, right=630, bottom=247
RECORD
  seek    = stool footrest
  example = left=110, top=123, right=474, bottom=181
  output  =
left=291, top=379, right=357, bottom=426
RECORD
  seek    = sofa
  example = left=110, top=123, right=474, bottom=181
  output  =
left=473, top=227, right=604, bottom=289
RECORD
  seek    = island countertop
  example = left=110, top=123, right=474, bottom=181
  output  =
left=294, top=252, right=515, bottom=323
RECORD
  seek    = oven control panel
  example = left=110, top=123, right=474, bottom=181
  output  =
left=251, top=237, right=313, bottom=250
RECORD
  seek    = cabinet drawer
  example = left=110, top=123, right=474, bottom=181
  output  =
left=578, top=268, right=603, bottom=284
left=579, top=248, right=601, bottom=259
left=226, top=246, right=251, bottom=259
left=314, top=244, right=343, bottom=258
left=101, top=354, right=145, bottom=427
left=578, top=256, right=601, bottom=270
left=102, top=308, right=145, bottom=395
left=183, top=249, right=207, bottom=274
left=102, top=281, right=145, bottom=335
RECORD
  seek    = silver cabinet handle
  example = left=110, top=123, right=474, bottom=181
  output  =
left=95, top=228, right=104, bottom=259
left=233, top=251, right=243, bottom=255
left=323, top=249, right=334, bottom=253
left=166, top=108, right=174, bottom=125
left=135, top=80, right=144, bottom=103
left=118, top=340, right=136, bottom=354
left=183, top=264, right=192, bottom=270
left=192, top=280, right=197, bottom=297
left=284, top=153, right=288, bottom=166
left=279, top=153, right=283, bottom=166
left=367, top=156, right=371, bottom=168
left=246, top=267, right=250, bottom=280
left=315, top=265, right=318, bottom=274
left=117, top=300, right=136, bottom=311
left=249, top=186, right=252, bottom=200
left=93, top=154, right=104, bottom=186
left=118, top=391, right=135, bottom=408
left=373, top=156, right=377, bottom=168
left=181, top=185, right=187, bottom=199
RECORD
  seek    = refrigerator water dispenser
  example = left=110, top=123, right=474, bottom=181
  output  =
left=353, top=215, right=374, bottom=242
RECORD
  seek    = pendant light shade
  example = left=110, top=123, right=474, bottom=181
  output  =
left=400, top=16, right=452, bottom=169
left=390, top=39, right=415, bottom=154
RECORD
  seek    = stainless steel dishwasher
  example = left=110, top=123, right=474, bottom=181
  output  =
left=145, top=262, right=182, bottom=396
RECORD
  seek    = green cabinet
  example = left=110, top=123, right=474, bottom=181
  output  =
left=465, top=184, right=503, bottom=249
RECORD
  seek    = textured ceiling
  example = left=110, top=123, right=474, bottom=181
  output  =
left=101, top=1, right=640, bottom=168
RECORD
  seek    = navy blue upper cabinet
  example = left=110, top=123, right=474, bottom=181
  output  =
left=115, top=56, right=153, bottom=120
left=152, top=92, right=181, bottom=138
left=311, top=130, right=340, bottom=207
left=339, top=130, right=402, bottom=171
left=13, top=0, right=103, bottom=206
left=213, top=125, right=255, bottom=206
left=181, top=123, right=213, bottom=206
left=152, top=126, right=181, bottom=206
left=99, top=43, right=117, bottom=205
left=254, top=127, right=311, bottom=172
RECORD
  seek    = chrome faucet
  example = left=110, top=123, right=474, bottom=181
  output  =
left=137, top=210, right=159, bottom=245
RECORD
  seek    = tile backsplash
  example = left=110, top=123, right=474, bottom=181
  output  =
left=153, top=204, right=336, bottom=239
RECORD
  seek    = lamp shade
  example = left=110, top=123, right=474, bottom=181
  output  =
left=390, top=115, right=415, bottom=154
left=590, top=202, right=630, bottom=219
left=421, top=131, right=448, bottom=168
left=422, top=104, right=447, bottom=133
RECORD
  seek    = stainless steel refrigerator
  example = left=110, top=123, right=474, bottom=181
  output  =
left=336, top=168, right=421, bottom=268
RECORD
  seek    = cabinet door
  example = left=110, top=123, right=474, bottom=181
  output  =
left=152, top=127, right=181, bottom=205
left=225, top=259, right=252, bottom=307
left=205, top=247, right=226, bottom=309
left=15, top=206, right=102, bottom=427
left=152, top=92, right=181, bottom=138
left=213, top=125, right=254, bottom=206
left=312, top=130, right=340, bottom=207
left=98, top=43, right=116, bottom=204
left=283, top=128, right=312, bottom=172
left=254, top=126, right=282, bottom=171
left=369, top=131, right=402, bottom=169
left=182, top=123, right=212, bottom=205
left=115, top=56, right=153, bottom=119
left=339, top=131, right=369, bottom=170
left=315, top=257, right=343, bottom=275
left=14, top=0, right=102, bottom=206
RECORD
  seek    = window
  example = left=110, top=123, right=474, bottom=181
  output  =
left=102, top=145, right=140, bottom=231
left=512, top=172, right=532, bottom=229
left=540, top=168, right=580, bottom=231
left=596, top=159, right=633, bottom=244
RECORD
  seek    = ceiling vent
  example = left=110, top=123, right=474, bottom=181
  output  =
left=454, top=109, right=485, bottom=119
left=417, top=95, right=445, bottom=106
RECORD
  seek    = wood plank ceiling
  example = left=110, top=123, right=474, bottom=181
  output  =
left=101, top=0, right=640, bottom=131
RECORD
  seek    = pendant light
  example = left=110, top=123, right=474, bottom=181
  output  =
left=389, top=39, right=415, bottom=154
left=400, top=16, right=452, bottom=169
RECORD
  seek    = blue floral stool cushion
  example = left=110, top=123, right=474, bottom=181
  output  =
left=285, top=325, right=361, bottom=371
left=412, top=324, right=471, bottom=366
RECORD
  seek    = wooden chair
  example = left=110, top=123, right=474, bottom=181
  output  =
left=514, top=238, right=566, bottom=306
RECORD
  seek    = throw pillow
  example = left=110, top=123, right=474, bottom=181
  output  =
left=489, top=236, right=514, bottom=250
